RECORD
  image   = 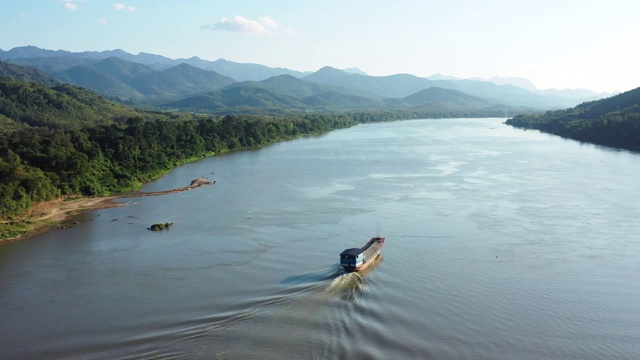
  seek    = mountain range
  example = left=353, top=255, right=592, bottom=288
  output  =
left=0, top=46, right=613, bottom=114
left=0, top=45, right=308, bottom=81
left=164, top=74, right=498, bottom=114
left=51, top=57, right=235, bottom=102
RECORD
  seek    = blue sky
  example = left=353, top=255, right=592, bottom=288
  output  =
left=1, top=0, right=639, bottom=93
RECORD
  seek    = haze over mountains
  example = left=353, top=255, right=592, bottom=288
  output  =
left=0, top=46, right=612, bottom=114
left=52, top=57, right=236, bottom=102
left=0, top=46, right=307, bottom=81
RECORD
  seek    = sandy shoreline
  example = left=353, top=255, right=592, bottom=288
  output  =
left=0, top=178, right=214, bottom=245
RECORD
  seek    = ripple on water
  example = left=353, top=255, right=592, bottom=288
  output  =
left=3, top=119, right=640, bottom=359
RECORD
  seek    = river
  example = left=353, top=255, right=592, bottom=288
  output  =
left=1, top=118, right=640, bottom=359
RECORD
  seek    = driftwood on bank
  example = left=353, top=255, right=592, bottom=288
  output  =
left=119, top=177, right=215, bottom=199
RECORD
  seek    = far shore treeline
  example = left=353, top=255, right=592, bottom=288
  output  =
left=506, top=87, right=640, bottom=152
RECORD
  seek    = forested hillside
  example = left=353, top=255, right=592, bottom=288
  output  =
left=0, top=78, right=192, bottom=129
left=52, top=57, right=236, bottom=102
left=0, top=113, right=358, bottom=221
left=506, top=87, right=640, bottom=151
left=0, top=60, right=61, bottom=86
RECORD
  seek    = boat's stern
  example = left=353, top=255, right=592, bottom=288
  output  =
left=340, top=248, right=364, bottom=272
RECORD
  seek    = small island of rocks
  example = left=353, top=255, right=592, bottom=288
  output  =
left=149, top=222, right=173, bottom=231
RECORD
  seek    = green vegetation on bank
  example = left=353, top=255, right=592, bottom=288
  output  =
left=0, top=112, right=361, bottom=219
left=506, top=87, right=640, bottom=152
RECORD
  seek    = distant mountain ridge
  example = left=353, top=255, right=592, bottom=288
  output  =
left=52, top=57, right=235, bottom=101
left=0, top=57, right=545, bottom=116
left=471, top=76, right=538, bottom=91
left=164, top=74, right=383, bottom=113
left=302, top=66, right=601, bottom=108
left=0, top=46, right=615, bottom=113
left=401, top=87, right=491, bottom=107
left=165, top=75, right=519, bottom=115
left=0, top=46, right=309, bottom=82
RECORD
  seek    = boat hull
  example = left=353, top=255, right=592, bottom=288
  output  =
left=341, top=253, right=382, bottom=272
left=340, top=237, right=385, bottom=272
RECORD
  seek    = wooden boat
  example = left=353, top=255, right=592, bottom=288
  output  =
left=340, top=236, right=385, bottom=272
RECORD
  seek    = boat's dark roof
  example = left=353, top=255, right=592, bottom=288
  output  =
left=340, top=248, right=363, bottom=256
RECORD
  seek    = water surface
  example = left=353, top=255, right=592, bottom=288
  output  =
left=2, top=118, right=640, bottom=359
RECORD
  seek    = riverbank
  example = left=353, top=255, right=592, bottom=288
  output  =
left=0, top=178, right=214, bottom=245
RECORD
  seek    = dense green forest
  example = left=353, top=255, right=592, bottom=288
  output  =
left=506, top=87, right=640, bottom=151
left=0, top=61, right=62, bottom=86
left=0, top=78, right=197, bottom=130
left=0, top=112, right=363, bottom=219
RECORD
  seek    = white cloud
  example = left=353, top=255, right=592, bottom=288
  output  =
left=202, top=15, right=288, bottom=35
left=257, top=16, right=277, bottom=31
left=114, top=3, right=137, bottom=12
left=98, top=18, right=109, bottom=25
left=64, top=2, right=78, bottom=11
